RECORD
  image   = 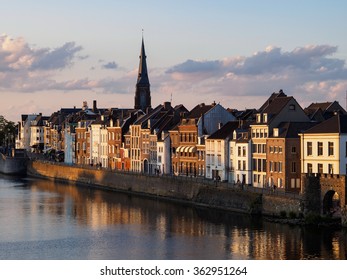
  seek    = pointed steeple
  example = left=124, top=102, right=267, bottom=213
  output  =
left=137, top=37, right=149, bottom=85
left=134, top=34, right=151, bottom=111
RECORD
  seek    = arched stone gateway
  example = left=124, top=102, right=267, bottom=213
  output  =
left=302, top=174, right=346, bottom=216
left=322, top=190, right=340, bottom=216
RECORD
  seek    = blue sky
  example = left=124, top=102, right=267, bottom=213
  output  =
left=1, top=0, right=347, bottom=121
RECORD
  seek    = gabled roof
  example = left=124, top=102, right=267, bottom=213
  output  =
left=303, top=114, right=347, bottom=134
left=304, top=101, right=347, bottom=121
left=259, top=89, right=287, bottom=112
left=262, top=96, right=292, bottom=116
left=273, top=122, right=317, bottom=138
left=188, top=103, right=215, bottom=119
left=207, top=121, right=239, bottom=140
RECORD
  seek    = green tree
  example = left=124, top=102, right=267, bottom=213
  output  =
left=0, top=115, right=16, bottom=148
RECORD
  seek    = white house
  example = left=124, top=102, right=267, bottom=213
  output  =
left=90, top=120, right=103, bottom=166
left=157, top=132, right=171, bottom=175
left=29, top=114, right=49, bottom=152
left=16, top=114, right=39, bottom=151
left=300, top=114, right=347, bottom=175
left=205, top=122, right=239, bottom=181
left=230, top=128, right=252, bottom=185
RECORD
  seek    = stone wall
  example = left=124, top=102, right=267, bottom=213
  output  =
left=28, top=160, right=302, bottom=217
left=262, top=194, right=303, bottom=216
left=302, top=173, right=347, bottom=215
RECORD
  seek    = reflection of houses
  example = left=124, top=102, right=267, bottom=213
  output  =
left=251, top=90, right=309, bottom=188
left=205, top=121, right=239, bottom=181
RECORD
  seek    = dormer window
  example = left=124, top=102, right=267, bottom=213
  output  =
left=256, top=114, right=261, bottom=123
left=273, top=128, right=279, bottom=137
left=263, top=113, right=268, bottom=123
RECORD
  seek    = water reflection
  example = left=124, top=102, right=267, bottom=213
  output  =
left=0, top=175, right=346, bottom=259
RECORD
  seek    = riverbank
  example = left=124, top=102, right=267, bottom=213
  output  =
left=27, top=160, right=306, bottom=219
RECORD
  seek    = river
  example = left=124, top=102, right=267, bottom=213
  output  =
left=0, top=175, right=346, bottom=260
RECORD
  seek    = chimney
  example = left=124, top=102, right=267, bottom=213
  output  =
left=163, top=101, right=171, bottom=110
left=218, top=122, right=223, bottom=129
left=93, top=100, right=97, bottom=112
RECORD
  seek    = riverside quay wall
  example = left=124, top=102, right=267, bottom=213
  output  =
left=27, top=160, right=302, bottom=217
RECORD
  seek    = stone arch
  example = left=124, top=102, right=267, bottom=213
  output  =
left=322, top=190, right=340, bottom=215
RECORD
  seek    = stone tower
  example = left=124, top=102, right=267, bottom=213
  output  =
left=134, top=36, right=151, bottom=112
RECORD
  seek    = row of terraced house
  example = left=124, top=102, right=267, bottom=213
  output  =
left=15, top=37, right=347, bottom=194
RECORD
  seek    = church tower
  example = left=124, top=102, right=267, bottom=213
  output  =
left=134, top=36, right=151, bottom=111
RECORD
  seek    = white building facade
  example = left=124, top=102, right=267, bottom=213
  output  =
left=300, top=114, right=347, bottom=176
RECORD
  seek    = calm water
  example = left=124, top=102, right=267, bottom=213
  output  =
left=0, top=175, right=346, bottom=260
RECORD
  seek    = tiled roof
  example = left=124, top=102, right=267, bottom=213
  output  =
left=262, top=97, right=292, bottom=115
left=207, top=121, right=239, bottom=140
left=275, top=122, right=317, bottom=138
left=259, top=89, right=287, bottom=112
left=305, top=102, right=333, bottom=112
left=188, top=103, right=215, bottom=119
left=303, top=114, right=347, bottom=134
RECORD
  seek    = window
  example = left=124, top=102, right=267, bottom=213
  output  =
left=318, top=142, right=323, bottom=156
left=278, top=161, right=282, bottom=172
left=307, top=163, right=313, bottom=174
left=262, top=159, right=266, bottom=172
left=269, top=146, right=274, bottom=153
left=318, top=163, right=323, bottom=174
left=256, top=114, right=261, bottom=123
left=279, top=146, right=283, bottom=153
left=328, top=142, right=334, bottom=156
left=291, top=146, right=296, bottom=154
left=291, top=162, right=297, bottom=173
left=217, top=141, right=221, bottom=152
left=263, top=113, right=268, bottom=123
left=238, top=146, right=242, bottom=157
left=257, top=159, right=262, bottom=172
left=238, top=160, right=241, bottom=170
left=328, top=164, right=333, bottom=174
left=307, top=142, right=312, bottom=156
left=242, top=146, right=246, bottom=157
left=269, top=161, right=273, bottom=172
left=262, top=144, right=266, bottom=153
left=252, top=159, right=257, bottom=171
left=217, top=155, right=221, bottom=166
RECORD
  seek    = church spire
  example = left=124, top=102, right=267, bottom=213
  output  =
left=137, top=36, right=149, bottom=85
left=134, top=34, right=151, bottom=111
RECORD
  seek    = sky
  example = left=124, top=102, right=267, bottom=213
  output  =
left=1, top=0, right=347, bottom=122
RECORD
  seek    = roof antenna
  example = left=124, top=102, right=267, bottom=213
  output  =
left=170, top=93, right=173, bottom=103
